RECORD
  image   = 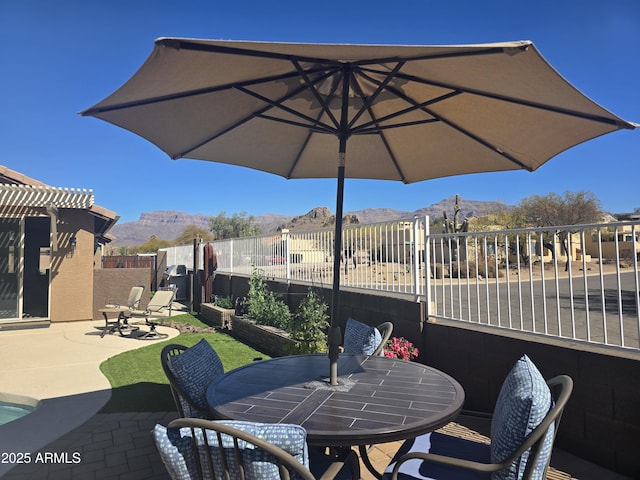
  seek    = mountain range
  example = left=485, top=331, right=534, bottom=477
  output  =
left=108, top=196, right=509, bottom=246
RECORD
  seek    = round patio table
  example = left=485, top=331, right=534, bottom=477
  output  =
left=207, top=353, right=464, bottom=447
left=98, top=306, right=131, bottom=337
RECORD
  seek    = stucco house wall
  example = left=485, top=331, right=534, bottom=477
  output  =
left=0, top=165, right=118, bottom=326
left=49, top=210, right=96, bottom=322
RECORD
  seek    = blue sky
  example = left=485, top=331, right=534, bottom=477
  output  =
left=1, top=1, right=638, bottom=224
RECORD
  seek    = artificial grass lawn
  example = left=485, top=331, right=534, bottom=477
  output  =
left=99, top=313, right=270, bottom=413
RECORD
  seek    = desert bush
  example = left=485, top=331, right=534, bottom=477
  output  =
left=431, top=263, right=444, bottom=279
left=449, top=260, right=504, bottom=279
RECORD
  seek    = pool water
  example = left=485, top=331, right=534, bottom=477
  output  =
left=0, top=396, right=39, bottom=426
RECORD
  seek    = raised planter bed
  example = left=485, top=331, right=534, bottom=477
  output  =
left=230, top=314, right=296, bottom=358
left=200, top=304, right=234, bottom=329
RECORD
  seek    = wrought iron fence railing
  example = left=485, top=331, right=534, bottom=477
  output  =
left=199, top=218, right=640, bottom=351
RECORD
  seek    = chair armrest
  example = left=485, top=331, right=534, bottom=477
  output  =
left=318, top=449, right=360, bottom=480
left=390, top=450, right=503, bottom=479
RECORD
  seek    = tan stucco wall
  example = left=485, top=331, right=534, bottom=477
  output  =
left=92, top=268, right=151, bottom=320
left=49, top=210, right=95, bottom=322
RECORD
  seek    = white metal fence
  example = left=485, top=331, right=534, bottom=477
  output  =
left=203, top=218, right=640, bottom=351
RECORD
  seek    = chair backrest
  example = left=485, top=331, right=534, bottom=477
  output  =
left=371, top=322, right=393, bottom=356
left=161, top=340, right=224, bottom=419
left=513, top=375, right=572, bottom=480
left=488, top=355, right=573, bottom=480
left=148, top=289, right=176, bottom=313
left=153, top=418, right=316, bottom=480
left=343, top=317, right=387, bottom=356
left=127, top=285, right=145, bottom=310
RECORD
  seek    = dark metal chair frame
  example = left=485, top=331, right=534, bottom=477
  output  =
left=371, top=321, right=394, bottom=356
left=101, top=284, right=145, bottom=337
left=161, top=418, right=361, bottom=480
left=386, top=375, right=573, bottom=480
left=161, top=343, right=214, bottom=419
left=130, top=288, right=175, bottom=339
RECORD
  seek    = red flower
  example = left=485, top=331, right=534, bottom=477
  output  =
left=384, top=337, right=419, bottom=361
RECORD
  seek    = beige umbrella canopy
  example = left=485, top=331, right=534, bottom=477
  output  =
left=83, top=38, right=636, bottom=385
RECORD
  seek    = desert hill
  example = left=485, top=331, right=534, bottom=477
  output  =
left=108, top=196, right=508, bottom=246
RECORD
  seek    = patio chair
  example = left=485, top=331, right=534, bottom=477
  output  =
left=101, top=284, right=145, bottom=336
left=152, top=417, right=361, bottom=480
left=119, top=284, right=146, bottom=321
left=130, top=288, right=175, bottom=339
left=342, top=317, right=393, bottom=356
left=382, top=355, right=573, bottom=480
left=161, top=339, right=224, bottom=419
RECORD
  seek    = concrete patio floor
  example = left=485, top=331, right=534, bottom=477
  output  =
left=0, top=319, right=632, bottom=479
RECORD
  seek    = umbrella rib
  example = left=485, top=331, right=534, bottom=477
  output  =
left=347, top=44, right=527, bottom=67
left=254, top=113, right=335, bottom=134
left=386, top=69, right=631, bottom=128
left=81, top=69, right=311, bottom=115
left=292, top=60, right=341, bottom=129
left=158, top=38, right=346, bottom=66
left=235, top=85, right=338, bottom=134
left=356, top=118, right=440, bottom=134
left=177, top=70, right=339, bottom=158
left=348, top=61, right=405, bottom=130
left=287, top=130, right=314, bottom=179
left=350, top=76, right=463, bottom=133
left=373, top=82, right=533, bottom=170
left=285, top=63, right=344, bottom=179
left=349, top=74, right=407, bottom=182
left=423, top=105, right=533, bottom=170
left=158, top=38, right=522, bottom=69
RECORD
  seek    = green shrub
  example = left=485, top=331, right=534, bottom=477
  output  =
left=247, top=268, right=291, bottom=330
left=287, top=289, right=329, bottom=354
left=213, top=295, right=234, bottom=309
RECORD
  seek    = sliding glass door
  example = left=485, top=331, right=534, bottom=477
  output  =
left=0, top=216, right=51, bottom=321
left=0, top=219, right=20, bottom=320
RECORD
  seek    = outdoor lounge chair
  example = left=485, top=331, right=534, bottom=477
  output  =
left=161, top=339, right=223, bottom=419
left=129, top=288, right=175, bottom=339
left=119, top=284, right=146, bottom=321
left=152, top=417, right=361, bottom=480
left=382, top=355, right=573, bottom=480
left=100, top=284, right=145, bottom=337
left=342, top=317, right=393, bottom=356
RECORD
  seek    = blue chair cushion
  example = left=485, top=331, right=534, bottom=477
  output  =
left=168, top=338, right=224, bottom=411
left=343, top=317, right=382, bottom=355
left=382, top=432, right=490, bottom=479
left=152, top=421, right=309, bottom=480
left=490, top=355, right=553, bottom=480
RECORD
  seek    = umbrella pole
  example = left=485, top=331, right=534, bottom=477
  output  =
left=328, top=159, right=345, bottom=386
left=328, top=65, right=352, bottom=386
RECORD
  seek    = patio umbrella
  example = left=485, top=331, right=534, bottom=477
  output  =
left=82, top=38, right=636, bottom=385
